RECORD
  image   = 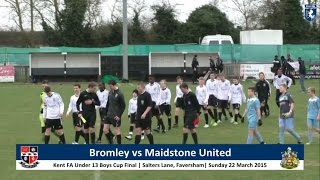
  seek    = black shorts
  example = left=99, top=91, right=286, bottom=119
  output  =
left=258, top=97, right=268, bottom=105
left=208, top=95, right=218, bottom=107
left=99, top=108, right=106, bottom=120
left=83, top=112, right=96, bottom=129
left=184, top=114, right=197, bottom=129
left=218, top=100, right=229, bottom=109
left=160, top=104, right=171, bottom=116
left=232, top=104, right=241, bottom=110
left=45, top=119, right=63, bottom=130
left=129, top=113, right=136, bottom=124
left=72, top=113, right=82, bottom=127
left=105, top=117, right=121, bottom=127
left=175, top=98, right=184, bottom=108
left=152, top=102, right=161, bottom=116
left=135, top=118, right=151, bottom=130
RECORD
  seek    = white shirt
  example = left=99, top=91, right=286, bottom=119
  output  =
left=217, top=79, right=231, bottom=100
left=196, top=85, right=207, bottom=105
left=229, top=84, right=246, bottom=104
left=43, top=92, right=64, bottom=119
left=206, top=79, right=218, bottom=96
left=273, top=74, right=292, bottom=89
left=67, top=94, right=79, bottom=115
left=97, top=89, right=109, bottom=108
left=146, top=82, right=160, bottom=102
left=128, top=98, right=137, bottom=115
left=157, top=88, right=171, bottom=105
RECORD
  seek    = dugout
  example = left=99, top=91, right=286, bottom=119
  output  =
left=29, top=48, right=101, bottom=81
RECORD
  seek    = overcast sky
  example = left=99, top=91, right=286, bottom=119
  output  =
left=0, top=0, right=242, bottom=31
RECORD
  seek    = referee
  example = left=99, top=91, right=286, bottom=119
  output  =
left=180, top=83, right=200, bottom=144
left=76, top=82, right=100, bottom=144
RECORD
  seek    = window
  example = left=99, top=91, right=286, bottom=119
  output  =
left=221, top=40, right=232, bottom=44
left=209, top=40, right=219, bottom=45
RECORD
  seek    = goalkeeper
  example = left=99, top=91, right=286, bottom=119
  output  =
left=278, top=84, right=302, bottom=144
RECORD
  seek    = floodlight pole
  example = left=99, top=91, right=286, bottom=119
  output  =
left=122, top=0, right=128, bottom=80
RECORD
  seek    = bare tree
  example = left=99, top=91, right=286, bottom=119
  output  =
left=4, top=0, right=26, bottom=32
left=85, top=0, right=105, bottom=27
left=230, top=0, right=262, bottom=30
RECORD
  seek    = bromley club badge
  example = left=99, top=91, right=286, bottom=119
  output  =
left=20, top=146, right=39, bottom=168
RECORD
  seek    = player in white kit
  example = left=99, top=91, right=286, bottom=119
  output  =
left=228, top=78, right=246, bottom=124
left=196, top=77, right=211, bottom=128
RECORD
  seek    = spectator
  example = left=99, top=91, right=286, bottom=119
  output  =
left=285, top=55, right=296, bottom=85
left=287, top=54, right=294, bottom=62
left=298, top=57, right=306, bottom=93
left=210, top=54, right=224, bottom=74
left=191, top=54, right=199, bottom=84
left=271, top=55, right=281, bottom=75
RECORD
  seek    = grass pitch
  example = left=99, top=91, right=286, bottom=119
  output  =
left=1, top=80, right=319, bottom=180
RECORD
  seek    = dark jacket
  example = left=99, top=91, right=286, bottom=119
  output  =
left=210, top=58, right=224, bottom=74
left=76, top=90, right=100, bottom=113
left=299, top=60, right=306, bottom=75
left=192, top=58, right=199, bottom=71
left=271, top=58, right=281, bottom=73
left=106, top=88, right=126, bottom=118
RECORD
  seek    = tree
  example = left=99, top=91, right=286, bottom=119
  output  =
left=150, top=3, right=182, bottom=43
left=260, top=0, right=311, bottom=43
left=129, top=10, right=146, bottom=44
left=230, top=0, right=262, bottom=30
left=184, top=4, right=239, bottom=43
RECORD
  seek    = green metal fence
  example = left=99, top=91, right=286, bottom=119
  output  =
left=0, top=44, right=319, bottom=66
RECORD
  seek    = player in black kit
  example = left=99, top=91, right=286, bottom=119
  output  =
left=135, top=82, right=154, bottom=144
left=76, top=82, right=100, bottom=144
left=180, top=83, right=200, bottom=144
left=255, top=72, right=271, bottom=117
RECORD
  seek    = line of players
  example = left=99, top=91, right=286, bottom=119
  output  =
left=39, top=72, right=320, bottom=145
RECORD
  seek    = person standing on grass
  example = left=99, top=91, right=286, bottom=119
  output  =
left=244, top=87, right=265, bottom=144
left=39, top=80, right=60, bottom=143
left=43, top=86, right=66, bottom=144
left=76, top=82, right=100, bottom=144
left=146, top=75, right=166, bottom=133
left=196, top=77, right=210, bottom=128
left=228, top=77, right=246, bottom=125
left=255, top=72, right=271, bottom=117
left=125, top=90, right=138, bottom=141
left=217, top=74, right=232, bottom=122
left=96, top=83, right=114, bottom=144
left=306, top=87, right=320, bottom=145
left=157, top=80, right=172, bottom=131
left=104, top=80, right=126, bottom=144
left=66, top=84, right=85, bottom=144
left=135, top=82, right=154, bottom=144
left=298, top=57, right=306, bottom=93
left=173, top=76, right=185, bottom=128
left=273, top=69, right=292, bottom=107
left=180, top=83, right=200, bottom=144
left=205, top=73, right=219, bottom=126
left=278, top=84, right=302, bottom=144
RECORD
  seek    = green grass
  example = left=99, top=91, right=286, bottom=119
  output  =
left=1, top=80, right=319, bottom=180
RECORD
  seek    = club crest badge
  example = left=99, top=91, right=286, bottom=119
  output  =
left=280, top=147, right=300, bottom=169
left=305, top=4, right=317, bottom=22
left=20, top=146, right=39, bottom=168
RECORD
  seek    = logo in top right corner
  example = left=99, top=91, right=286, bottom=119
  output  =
left=305, top=4, right=317, bottom=22
left=280, top=147, right=300, bottom=169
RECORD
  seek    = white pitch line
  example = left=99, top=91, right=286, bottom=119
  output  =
left=94, top=170, right=101, bottom=180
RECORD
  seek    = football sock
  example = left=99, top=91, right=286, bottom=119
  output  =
left=218, top=112, right=222, bottom=120
left=98, top=124, right=103, bottom=141
left=44, top=135, right=50, bottom=144
left=84, top=133, right=89, bottom=144
left=175, top=116, right=178, bottom=124
left=105, top=133, right=113, bottom=144
left=135, top=135, right=141, bottom=144
left=147, top=134, right=154, bottom=144
left=246, top=134, right=253, bottom=144
left=129, top=126, right=134, bottom=134
left=208, top=109, right=214, bottom=119
left=41, top=127, right=46, bottom=133
left=191, top=133, right=198, bottom=144
left=235, top=114, right=238, bottom=122
left=116, top=135, right=121, bottom=144
left=75, top=131, right=81, bottom=142
left=204, top=113, right=209, bottom=124
left=168, top=118, right=172, bottom=129
left=182, top=133, right=188, bottom=144
left=59, top=134, right=66, bottom=144
left=229, top=112, right=233, bottom=118
left=90, top=133, right=95, bottom=144
left=214, top=109, right=218, bottom=122
left=254, top=131, right=263, bottom=143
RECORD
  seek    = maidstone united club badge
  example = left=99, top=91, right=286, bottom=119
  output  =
left=280, top=147, right=300, bottom=169
left=305, top=3, right=317, bottom=22
left=20, top=146, right=39, bottom=168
